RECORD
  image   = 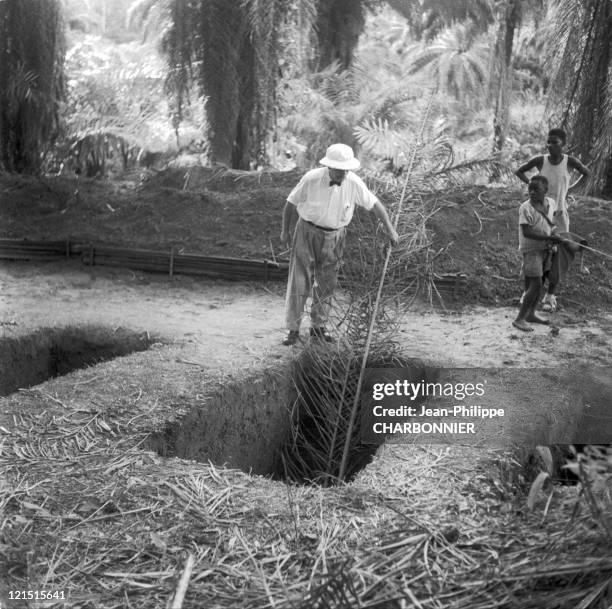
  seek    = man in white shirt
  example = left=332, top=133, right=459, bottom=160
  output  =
left=280, top=143, right=399, bottom=346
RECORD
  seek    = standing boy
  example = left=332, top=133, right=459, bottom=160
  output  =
left=513, top=175, right=564, bottom=332
left=515, top=128, right=590, bottom=310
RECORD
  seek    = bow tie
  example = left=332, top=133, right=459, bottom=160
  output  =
left=329, top=180, right=342, bottom=187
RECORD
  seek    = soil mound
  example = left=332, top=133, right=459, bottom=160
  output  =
left=1, top=171, right=611, bottom=309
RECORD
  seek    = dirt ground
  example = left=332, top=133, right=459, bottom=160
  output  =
left=0, top=261, right=610, bottom=361
left=1, top=258, right=611, bottom=372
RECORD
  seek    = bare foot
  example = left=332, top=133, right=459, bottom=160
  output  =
left=526, top=314, right=550, bottom=325
left=512, top=319, right=533, bottom=332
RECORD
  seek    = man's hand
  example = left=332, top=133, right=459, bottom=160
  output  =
left=387, top=228, right=399, bottom=247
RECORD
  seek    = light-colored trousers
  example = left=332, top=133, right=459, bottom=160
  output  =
left=285, top=219, right=346, bottom=331
left=554, top=208, right=569, bottom=233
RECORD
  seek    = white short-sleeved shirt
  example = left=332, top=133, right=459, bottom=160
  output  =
left=518, top=196, right=556, bottom=252
left=287, top=167, right=378, bottom=229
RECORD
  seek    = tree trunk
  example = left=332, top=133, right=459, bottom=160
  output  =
left=164, top=0, right=287, bottom=171
left=491, top=0, right=520, bottom=176
left=231, top=39, right=256, bottom=171
left=0, top=0, right=65, bottom=173
left=312, top=0, right=366, bottom=71
left=570, top=0, right=612, bottom=194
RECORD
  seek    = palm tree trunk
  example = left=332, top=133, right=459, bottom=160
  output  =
left=547, top=0, right=612, bottom=194
left=164, top=0, right=287, bottom=170
left=0, top=0, right=65, bottom=173
left=491, top=0, right=520, bottom=173
left=312, top=0, right=366, bottom=71
left=566, top=0, right=612, bottom=194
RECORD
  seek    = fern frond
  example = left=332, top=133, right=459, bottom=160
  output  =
left=354, top=118, right=409, bottom=168
left=424, top=157, right=510, bottom=190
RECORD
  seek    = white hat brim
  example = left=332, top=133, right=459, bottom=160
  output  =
left=319, top=157, right=360, bottom=170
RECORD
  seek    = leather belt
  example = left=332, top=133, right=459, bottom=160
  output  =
left=303, top=219, right=339, bottom=232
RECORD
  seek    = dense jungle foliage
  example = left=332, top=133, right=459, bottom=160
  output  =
left=1, top=0, right=612, bottom=194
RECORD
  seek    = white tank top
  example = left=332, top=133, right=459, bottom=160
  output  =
left=539, top=154, right=570, bottom=213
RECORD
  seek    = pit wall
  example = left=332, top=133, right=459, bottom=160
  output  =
left=0, top=326, right=151, bottom=396
left=147, top=366, right=292, bottom=476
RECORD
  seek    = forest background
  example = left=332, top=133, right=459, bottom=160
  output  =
left=1, top=0, right=612, bottom=197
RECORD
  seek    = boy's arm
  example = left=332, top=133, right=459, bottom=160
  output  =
left=568, top=156, right=590, bottom=189
left=521, top=224, right=562, bottom=243
left=515, top=156, right=543, bottom=184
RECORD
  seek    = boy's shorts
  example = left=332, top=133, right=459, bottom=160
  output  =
left=521, top=249, right=550, bottom=278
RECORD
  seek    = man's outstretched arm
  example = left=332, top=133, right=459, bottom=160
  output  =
left=372, top=200, right=399, bottom=246
left=280, top=201, right=298, bottom=247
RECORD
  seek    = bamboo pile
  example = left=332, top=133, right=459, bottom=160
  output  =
left=0, top=239, right=288, bottom=282
left=0, top=238, right=470, bottom=299
left=76, top=244, right=288, bottom=282
left=0, top=238, right=71, bottom=260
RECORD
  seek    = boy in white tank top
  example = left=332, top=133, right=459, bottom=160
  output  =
left=515, top=128, right=590, bottom=310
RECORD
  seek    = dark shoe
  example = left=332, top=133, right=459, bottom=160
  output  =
left=310, top=326, right=334, bottom=342
left=282, top=330, right=300, bottom=346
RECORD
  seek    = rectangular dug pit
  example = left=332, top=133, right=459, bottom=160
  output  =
left=145, top=351, right=430, bottom=483
left=0, top=326, right=152, bottom=396
left=147, top=367, right=292, bottom=477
